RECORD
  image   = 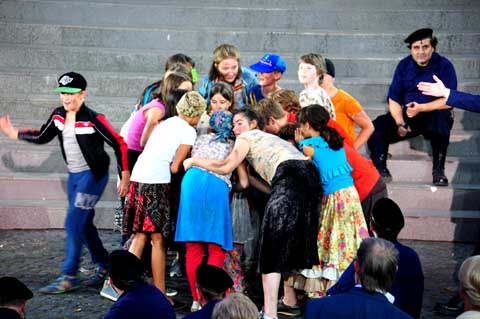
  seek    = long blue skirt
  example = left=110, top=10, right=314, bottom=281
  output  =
left=175, top=167, right=233, bottom=251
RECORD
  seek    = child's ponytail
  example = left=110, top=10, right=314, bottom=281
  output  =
left=297, top=104, right=343, bottom=150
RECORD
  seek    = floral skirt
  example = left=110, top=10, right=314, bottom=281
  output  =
left=290, top=185, right=369, bottom=296
left=122, top=182, right=174, bottom=240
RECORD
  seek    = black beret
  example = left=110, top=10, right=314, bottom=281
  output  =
left=196, top=264, right=233, bottom=294
left=404, top=28, right=433, bottom=44
left=325, top=58, right=335, bottom=78
left=109, top=250, right=143, bottom=283
left=371, top=198, right=405, bottom=233
left=0, top=277, right=33, bottom=304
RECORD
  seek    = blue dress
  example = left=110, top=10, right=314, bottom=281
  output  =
left=175, top=167, right=233, bottom=251
left=175, top=134, right=234, bottom=251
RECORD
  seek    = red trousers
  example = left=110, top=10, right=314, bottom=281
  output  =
left=186, top=242, right=226, bottom=301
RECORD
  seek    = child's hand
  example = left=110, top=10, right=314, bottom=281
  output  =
left=303, top=145, right=314, bottom=159
left=183, top=158, right=194, bottom=171
left=294, top=128, right=304, bottom=144
left=0, top=115, right=18, bottom=140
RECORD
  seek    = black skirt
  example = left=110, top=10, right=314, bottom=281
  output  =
left=259, top=159, right=322, bottom=273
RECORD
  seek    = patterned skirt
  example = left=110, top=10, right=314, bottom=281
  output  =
left=122, top=182, right=174, bottom=240
left=289, top=185, right=369, bottom=296
left=259, top=160, right=321, bottom=274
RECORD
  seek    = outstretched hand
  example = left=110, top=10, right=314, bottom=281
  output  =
left=417, top=75, right=449, bottom=98
left=0, top=115, right=18, bottom=140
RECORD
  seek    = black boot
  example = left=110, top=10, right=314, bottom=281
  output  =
left=432, top=149, right=448, bottom=186
left=373, top=153, right=392, bottom=183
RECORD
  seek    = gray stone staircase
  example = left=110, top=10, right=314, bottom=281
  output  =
left=0, top=0, right=479, bottom=241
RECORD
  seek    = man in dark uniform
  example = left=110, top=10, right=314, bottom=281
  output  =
left=367, top=28, right=457, bottom=186
left=0, top=277, right=34, bottom=319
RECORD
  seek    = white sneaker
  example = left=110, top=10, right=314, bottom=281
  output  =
left=166, top=288, right=178, bottom=297
left=100, top=279, right=119, bottom=302
left=191, top=301, right=202, bottom=312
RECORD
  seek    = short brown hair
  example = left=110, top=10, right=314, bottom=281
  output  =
left=253, top=98, right=285, bottom=123
left=299, top=53, right=326, bottom=85
left=270, top=89, right=301, bottom=114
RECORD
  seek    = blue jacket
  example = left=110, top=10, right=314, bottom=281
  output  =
left=183, top=300, right=220, bottom=319
left=198, top=67, right=258, bottom=108
left=327, top=240, right=424, bottom=318
left=306, top=287, right=413, bottom=319
left=447, top=90, right=480, bottom=113
left=104, top=283, right=175, bottom=319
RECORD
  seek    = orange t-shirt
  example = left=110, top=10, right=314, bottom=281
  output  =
left=331, top=89, right=364, bottom=142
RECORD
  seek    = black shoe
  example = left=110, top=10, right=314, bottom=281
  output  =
left=434, top=301, right=463, bottom=316
left=378, top=167, right=392, bottom=183
left=277, top=298, right=301, bottom=317
left=433, top=173, right=449, bottom=186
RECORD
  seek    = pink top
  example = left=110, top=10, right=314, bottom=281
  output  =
left=126, top=98, right=165, bottom=151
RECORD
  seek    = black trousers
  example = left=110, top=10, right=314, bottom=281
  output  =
left=367, top=108, right=453, bottom=168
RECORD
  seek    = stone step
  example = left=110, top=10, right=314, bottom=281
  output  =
left=400, top=209, right=480, bottom=242
left=1, top=0, right=479, bottom=31
left=385, top=131, right=480, bottom=157
left=387, top=181, right=480, bottom=211
left=366, top=104, right=480, bottom=131
left=1, top=22, right=479, bottom=55
left=0, top=201, right=478, bottom=242
left=0, top=47, right=479, bottom=80
left=379, top=154, right=480, bottom=184
left=2, top=134, right=478, bottom=182
left=0, top=173, right=120, bottom=201
left=1, top=73, right=479, bottom=118
left=4, top=0, right=476, bottom=9
left=0, top=95, right=134, bottom=122
left=0, top=139, right=120, bottom=174
left=0, top=199, right=116, bottom=229
left=0, top=161, right=478, bottom=208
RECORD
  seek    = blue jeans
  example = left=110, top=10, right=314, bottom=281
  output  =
left=61, top=170, right=109, bottom=276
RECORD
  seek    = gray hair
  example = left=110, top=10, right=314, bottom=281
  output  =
left=459, top=256, right=480, bottom=307
left=212, top=293, right=259, bottom=319
left=357, top=237, right=398, bottom=293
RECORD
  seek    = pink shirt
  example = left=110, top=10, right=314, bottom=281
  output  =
left=126, top=99, right=165, bottom=151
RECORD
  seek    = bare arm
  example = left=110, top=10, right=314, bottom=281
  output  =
left=140, top=107, right=164, bottom=148
left=388, top=98, right=405, bottom=126
left=171, top=144, right=192, bottom=174
left=184, top=138, right=249, bottom=175
left=351, top=110, right=374, bottom=150
left=388, top=98, right=410, bottom=137
left=405, top=98, right=449, bottom=118
left=117, top=170, right=130, bottom=197
left=0, top=115, right=19, bottom=140
left=248, top=173, right=271, bottom=194
left=231, top=162, right=250, bottom=192
left=235, top=161, right=249, bottom=189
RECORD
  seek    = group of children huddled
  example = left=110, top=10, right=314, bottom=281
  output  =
left=0, top=43, right=392, bottom=319
left=113, top=43, right=387, bottom=318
